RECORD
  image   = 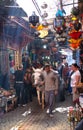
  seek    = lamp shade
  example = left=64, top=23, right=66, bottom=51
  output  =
left=68, top=38, right=82, bottom=44
left=36, top=24, right=44, bottom=31
left=72, top=17, right=77, bottom=21
left=69, top=43, right=80, bottom=50
left=69, top=31, right=82, bottom=39
left=38, top=30, right=48, bottom=38
left=68, top=38, right=83, bottom=50
left=71, top=7, right=80, bottom=16
left=41, top=2, right=48, bottom=9
left=29, top=11, right=39, bottom=26
left=42, top=11, right=48, bottom=18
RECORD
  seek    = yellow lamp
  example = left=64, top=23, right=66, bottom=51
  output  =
left=38, top=30, right=48, bottom=38
left=72, top=17, right=77, bottom=21
left=36, top=24, right=44, bottom=31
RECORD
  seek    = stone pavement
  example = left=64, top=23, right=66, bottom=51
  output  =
left=0, top=94, right=73, bottom=130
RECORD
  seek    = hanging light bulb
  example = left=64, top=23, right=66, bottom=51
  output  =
left=29, top=11, right=39, bottom=26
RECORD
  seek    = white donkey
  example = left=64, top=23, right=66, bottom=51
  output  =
left=32, top=67, right=45, bottom=109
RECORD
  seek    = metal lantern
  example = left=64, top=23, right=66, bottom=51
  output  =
left=41, top=2, right=48, bottom=9
left=71, top=7, right=80, bottom=16
left=29, top=11, right=39, bottom=26
left=41, top=11, right=48, bottom=18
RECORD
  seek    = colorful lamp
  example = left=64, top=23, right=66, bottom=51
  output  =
left=38, top=30, right=48, bottom=38
left=69, top=31, right=82, bottom=39
left=68, top=39, right=83, bottom=50
left=69, top=43, right=80, bottom=50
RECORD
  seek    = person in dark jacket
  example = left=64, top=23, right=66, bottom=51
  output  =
left=23, top=69, right=33, bottom=104
left=14, top=65, right=25, bottom=106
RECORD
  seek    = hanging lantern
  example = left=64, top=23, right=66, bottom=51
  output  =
left=69, top=43, right=80, bottom=50
left=41, top=11, right=48, bottom=18
left=72, top=17, right=77, bottom=21
left=36, top=24, right=44, bottom=31
left=68, top=38, right=83, bottom=50
left=71, top=7, right=80, bottom=16
left=29, top=11, right=39, bottom=26
left=69, top=31, right=82, bottom=39
left=68, top=38, right=82, bottom=44
left=41, top=2, right=48, bottom=9
left=56, top=9, right=66, bottom=17
left=38, top=30, right=48, bottom=38
left=74, top=21, right=82, bottom=31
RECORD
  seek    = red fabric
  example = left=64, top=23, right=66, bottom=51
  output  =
left=69, top=31, right=82, bottom=39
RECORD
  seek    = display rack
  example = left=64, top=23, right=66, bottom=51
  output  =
left=67, top=105, right=83, bottom=130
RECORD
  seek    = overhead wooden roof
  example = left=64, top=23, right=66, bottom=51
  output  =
left=0, top=17, right=35, bottom=49
left=0, top=6, right=28, bottom=17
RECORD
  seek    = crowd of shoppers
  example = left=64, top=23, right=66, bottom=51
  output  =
left=6, top=60, right=82, bottom=109
left=0, top=60, right=83, bottom=120
left=13, top=65, right=33, bottom=107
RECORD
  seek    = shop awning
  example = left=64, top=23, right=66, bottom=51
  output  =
left=0, top=6, right=28, bottom=17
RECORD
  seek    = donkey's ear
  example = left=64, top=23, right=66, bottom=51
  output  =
left=32, top=67, right=36, bottom=72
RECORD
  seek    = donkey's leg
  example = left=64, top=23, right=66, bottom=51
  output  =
left=42, top=91, right=45, bottom=109
left=37, top=90, right=41, bottom=105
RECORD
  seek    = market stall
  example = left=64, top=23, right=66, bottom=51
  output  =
left=0, top=87, right=17, bottom=115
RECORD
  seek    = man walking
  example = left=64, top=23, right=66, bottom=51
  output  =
left=42, top=64, right=58, bottom=117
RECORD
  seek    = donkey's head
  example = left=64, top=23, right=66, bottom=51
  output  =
left=32, top=67, right=43, bottom=86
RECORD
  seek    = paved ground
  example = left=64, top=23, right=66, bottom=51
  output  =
left=0, top=94, right=73, bottom=130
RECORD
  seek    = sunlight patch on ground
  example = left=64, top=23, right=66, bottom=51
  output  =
left=10, top=120, right=23, bottom=130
